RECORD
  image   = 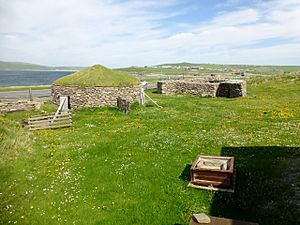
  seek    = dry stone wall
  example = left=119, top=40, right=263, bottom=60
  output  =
left=157, top=80, right=219, bottom=97
left=157, top=79, right=246, bottom=98
left=52, top=84, right=141, bottom=108
left=217, top=80, right=247, bottom=98
left=0, top=100, right=41, bottom=113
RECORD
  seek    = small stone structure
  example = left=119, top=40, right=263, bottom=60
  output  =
left=0, top=100, right=41, bottom=113
left=157, top=79, right=246, bottom=98
left=217, top=80, right=247, bottom=98
left=52, top=84, right=141, bottom=109
left=117, top=97, right=131, bottom=114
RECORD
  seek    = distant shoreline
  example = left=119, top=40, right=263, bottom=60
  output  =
left=0, top=69, right=79, bottom=72
left=0, top=85, right=51, bottom=92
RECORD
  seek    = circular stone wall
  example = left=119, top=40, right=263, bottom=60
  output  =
left=52, top=84, right=141, bottom=108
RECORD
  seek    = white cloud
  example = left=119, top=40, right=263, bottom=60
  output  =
left=0, top=0, right=300, bottom=67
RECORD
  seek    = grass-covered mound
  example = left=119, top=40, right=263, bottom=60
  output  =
left=53, top=64, right=139, bottom=87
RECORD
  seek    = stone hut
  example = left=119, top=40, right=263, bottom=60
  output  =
left=52, top=64, right=141, bottom=108
left=157, top=78, right=246, bottom=98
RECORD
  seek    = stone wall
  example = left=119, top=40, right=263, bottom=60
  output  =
left=52, top=84, right=141, bottom=108
left=157, top=80, right=219, bottom=97
left=157, top=79, right=246, bottom=98
left=0, top=100, right=41, bottom=113
left=217, top=80, right=247, bottom=98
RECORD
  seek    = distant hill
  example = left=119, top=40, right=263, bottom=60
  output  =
left=0, top=61, right=85, bottom=71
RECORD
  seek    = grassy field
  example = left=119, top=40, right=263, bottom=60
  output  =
left=119, top=64, right=300, bottom=76
left=0, top=75, right=299, bottom=225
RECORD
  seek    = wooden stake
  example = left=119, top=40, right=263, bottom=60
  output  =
left=140, top=87, right=146, bottom=105
left=29, top=88, right=33, bottom=101
left=144, top=93, right=162, bottom=108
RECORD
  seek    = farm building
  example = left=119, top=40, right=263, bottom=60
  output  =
left=52, top=64, right=141, bottom=108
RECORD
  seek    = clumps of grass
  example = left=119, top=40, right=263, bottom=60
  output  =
left=0, top=117, right=33, bottom=164
left=247, top=73, right=300, bottom=85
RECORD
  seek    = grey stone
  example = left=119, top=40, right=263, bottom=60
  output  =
left=192, top=213, right=211, bottom=224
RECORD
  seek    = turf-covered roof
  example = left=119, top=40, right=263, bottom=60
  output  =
left=53, top=64, right=139, bottom=87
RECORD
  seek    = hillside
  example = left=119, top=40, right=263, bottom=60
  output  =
left=0, top=61, right=85, bottom=71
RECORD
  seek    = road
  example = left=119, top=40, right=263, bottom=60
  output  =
left=0, top=89, right=51, bottom=100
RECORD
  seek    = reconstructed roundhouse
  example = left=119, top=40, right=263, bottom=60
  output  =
left=52, top=64, right=141, bottom=108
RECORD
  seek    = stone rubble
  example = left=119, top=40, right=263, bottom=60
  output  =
left=0, top=100, right=41, bottom=113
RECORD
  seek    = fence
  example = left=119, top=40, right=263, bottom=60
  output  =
left=28, top=112, right=72, bottom=131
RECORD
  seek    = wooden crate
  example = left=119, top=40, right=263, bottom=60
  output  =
left=28, top=112, right=72, bottom=131
left=188, top=155, right=235, bottom=192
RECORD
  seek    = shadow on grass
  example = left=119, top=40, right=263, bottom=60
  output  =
left=209, top=146, right=300, bottom=225
left=179, top=164, right=191, bottom=181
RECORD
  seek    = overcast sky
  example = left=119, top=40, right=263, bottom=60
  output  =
left=1, top=0, right=300, bottom=67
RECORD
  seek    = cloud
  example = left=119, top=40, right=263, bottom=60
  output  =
left=0, top=0, right=300, bottom=67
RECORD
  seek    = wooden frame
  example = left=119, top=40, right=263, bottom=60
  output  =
left=188, top=155, right=235, bottom=192
left=28, top=112, right=72, bottom=131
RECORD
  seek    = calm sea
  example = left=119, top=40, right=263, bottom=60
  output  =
left=0, top=70, right=75, bottom=87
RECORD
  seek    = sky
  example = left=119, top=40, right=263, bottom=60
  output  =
left=0, top=0, right=300, bottom=67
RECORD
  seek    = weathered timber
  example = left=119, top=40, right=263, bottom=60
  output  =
left=189, top=215, right=259, bottom=225
left=189, top=155, right=235, bottom=192
left=28, top=112, right=72, bottom=130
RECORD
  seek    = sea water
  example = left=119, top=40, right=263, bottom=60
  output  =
left=0, top=70, right=74, bottom=87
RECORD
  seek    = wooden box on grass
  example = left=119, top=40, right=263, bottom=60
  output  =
left=188, top=155, right=235, bottom=192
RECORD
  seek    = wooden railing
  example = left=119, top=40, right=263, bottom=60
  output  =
left=28, top=112, right=72, bottom=131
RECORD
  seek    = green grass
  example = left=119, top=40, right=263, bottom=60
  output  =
left=0, top=75, right=299, bottom=225
left=54, top=64, right=139, bottom=87
left=0, top=85, right=51, bottom=92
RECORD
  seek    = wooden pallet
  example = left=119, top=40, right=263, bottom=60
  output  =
left=28, top=112, right=72, bottom=131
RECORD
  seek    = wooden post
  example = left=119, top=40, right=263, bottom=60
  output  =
left=52, top=96, right=68, bottom=123
left=29, top=88, right=33, bottom=101
left=140, top=87, right=146, bottom=105
left=59, top=96, right=69, bottom=112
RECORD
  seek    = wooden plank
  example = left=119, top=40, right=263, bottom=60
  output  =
left=29, top=121, right=72, bottom=128
left=191, top=180, right=230, bottom=187
left=29, top=118, right=72, bottom=127
left=190, top=216, right=259, bottom=225
left=29, top=116, right=71, bottom=124
left=51, top=124, right=71, bottom=129
left=194, top=174, right=230, bottom=182
left=29, top=123, right=71, bottom=131
left=28, top=119, right=72, bottom=127
left=188, top=182, right=234, bottom=193
left=29, top=113, right=71, bottom=121
left=29, top=115, right=53, bottom=121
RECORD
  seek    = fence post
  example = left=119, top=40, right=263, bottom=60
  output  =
left=29, top=88, right=33, bottom=101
